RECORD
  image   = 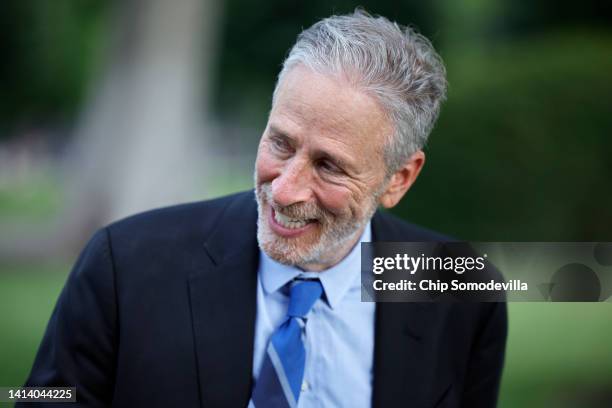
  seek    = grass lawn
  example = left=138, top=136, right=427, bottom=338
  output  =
left=0, top=264, right=68, bottom=388
left=500, top=303, right=612, bottom=407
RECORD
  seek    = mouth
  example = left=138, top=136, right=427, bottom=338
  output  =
left=268, top=206, right=318, bottom=238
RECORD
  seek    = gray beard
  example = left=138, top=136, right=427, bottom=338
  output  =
left=254, top=180, right=381, bottom=268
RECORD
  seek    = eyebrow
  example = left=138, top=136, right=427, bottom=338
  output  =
left=267, top=124, right=356, bottom=172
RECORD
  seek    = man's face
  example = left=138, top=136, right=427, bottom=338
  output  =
left=254, top=65, right=393, bottom=271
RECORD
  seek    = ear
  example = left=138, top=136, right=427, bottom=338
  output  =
left=378, top=151, right=426, bottom=209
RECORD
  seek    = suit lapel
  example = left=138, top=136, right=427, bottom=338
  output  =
left=187, top=196, right=439, bottom=407
left=188, top=192, right=259, bottom=407
left=371, top=211, right=438, bottom=408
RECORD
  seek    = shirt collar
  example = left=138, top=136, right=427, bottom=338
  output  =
left=259, top=221, right=372, bottom=309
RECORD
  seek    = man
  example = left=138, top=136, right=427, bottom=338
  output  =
left=22, top=10, right=507, bottom=408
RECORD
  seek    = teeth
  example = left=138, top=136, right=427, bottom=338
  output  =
left=274, top=210, right=309, bottom=229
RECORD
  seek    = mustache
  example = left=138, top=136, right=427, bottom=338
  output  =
left=258, top=183, right=334, bottom=223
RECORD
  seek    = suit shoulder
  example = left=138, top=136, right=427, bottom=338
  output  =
left=106, top=190, right=254, bottom=242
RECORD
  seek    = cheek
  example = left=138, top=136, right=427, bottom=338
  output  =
left=255, top=150, right=280, bottom=184
left=316, top=184, right=362, bottom=217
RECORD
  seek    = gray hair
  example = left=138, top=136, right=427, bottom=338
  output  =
left=272, top=9, right=447, bottom=173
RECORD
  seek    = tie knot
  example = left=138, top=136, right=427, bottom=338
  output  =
left=287, top=279, right=323, bottom=318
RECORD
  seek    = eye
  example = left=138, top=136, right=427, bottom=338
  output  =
left=317, top=159, right=343, bottom=175
left=269, top=136, right=292, bottom=154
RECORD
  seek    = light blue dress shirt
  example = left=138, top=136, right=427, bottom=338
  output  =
left=251, top=222, right=375, bottom=408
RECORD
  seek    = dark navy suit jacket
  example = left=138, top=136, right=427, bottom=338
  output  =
left=22, top=190, right=507, bottom=407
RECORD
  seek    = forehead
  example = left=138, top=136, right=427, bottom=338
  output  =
left=269, top=66, right=392, bottom=157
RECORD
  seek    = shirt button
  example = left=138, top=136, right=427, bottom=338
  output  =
left=301, top=381, right=309, bottom=392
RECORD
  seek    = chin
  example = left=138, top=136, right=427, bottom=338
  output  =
left=257, top=217, right=324, bottom=266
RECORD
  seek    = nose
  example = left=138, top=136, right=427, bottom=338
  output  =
left=271, top=158, right=314, bottom=207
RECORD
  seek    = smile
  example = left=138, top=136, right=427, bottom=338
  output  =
left=274, top=209, right=314, bottom=228
left=269, top=207, right=317, bottom=237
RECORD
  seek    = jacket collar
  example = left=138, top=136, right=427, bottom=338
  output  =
left=188, top=191, right=260, bottom=407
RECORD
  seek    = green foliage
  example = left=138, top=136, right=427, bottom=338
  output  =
left=0, top=0, right=108, bottom=136
left=393, top=32, right=612, bottom=241
left=213, top=0, right=438, bottom=128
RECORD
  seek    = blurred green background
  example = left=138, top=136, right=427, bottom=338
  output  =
left=0, top=0, right=611, bottom=407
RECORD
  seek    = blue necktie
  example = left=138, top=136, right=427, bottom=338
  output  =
left=251, top=279, right=323, bottom=408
